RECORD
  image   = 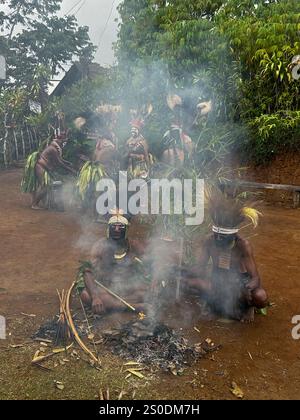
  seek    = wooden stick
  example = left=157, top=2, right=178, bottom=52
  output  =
left=78, top=293, right=99, bottom=358
left=94, top=279, right=136, bottom=312
left=56, top=289, right=71, bottom=343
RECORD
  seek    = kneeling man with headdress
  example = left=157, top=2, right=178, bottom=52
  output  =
left=76, top=210, right=151, bottom=314
left=185, top=191, right=268, bottom=323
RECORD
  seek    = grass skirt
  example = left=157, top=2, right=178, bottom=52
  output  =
left=21, top=152, right=51, bottom=193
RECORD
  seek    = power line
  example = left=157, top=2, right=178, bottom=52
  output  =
left=65, top=0, right=84, bottom=16
left=73, top=0, right=87, bottom=16
left=96, top=0, right=117, bottom=52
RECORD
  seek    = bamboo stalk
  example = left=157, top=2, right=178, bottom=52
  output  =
left=56, top=289, right=71, bottom=345
left=94, top=279, right=136, bottom=312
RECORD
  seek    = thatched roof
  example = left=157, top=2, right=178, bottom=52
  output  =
left=50, top=62, right=106, bottom=97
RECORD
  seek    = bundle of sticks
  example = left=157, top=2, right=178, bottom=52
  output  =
left=56, top=289, right=72, bottom=346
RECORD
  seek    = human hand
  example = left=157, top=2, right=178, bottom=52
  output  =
left=245, top=279, right=259, bottom=291
left=92, top=296, right=104, bottom=314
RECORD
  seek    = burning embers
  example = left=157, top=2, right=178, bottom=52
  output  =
left=33, top=313, right=221, bottom=374
left=103, top=319, right=220, bottom=372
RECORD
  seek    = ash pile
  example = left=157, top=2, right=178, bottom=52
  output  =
left=32, top=317, right=60, bottom=342
left=103, top=319, right=220, bottom=372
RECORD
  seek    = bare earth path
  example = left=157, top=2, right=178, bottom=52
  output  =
left=0, top=169, right=300, bottom=400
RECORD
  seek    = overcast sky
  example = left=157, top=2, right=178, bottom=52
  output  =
left=1, top=0, right=122, bottom=66
left=61, top=0, right=122, bottom=66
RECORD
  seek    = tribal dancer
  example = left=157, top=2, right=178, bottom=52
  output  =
left=161, top=95, right=194, bottom=168
left=21, top=131, right=76, bottom=210
left=77, top=106, right=121, bottom=203
left=93, top=131, right=119, bottom=180
left=184, top=189, right=268, bottom=323
left=93, top=104, right=121, bottom=175
left=76, top=210, right=151, bottom=314
left=125, top=105, right=153, bottom=180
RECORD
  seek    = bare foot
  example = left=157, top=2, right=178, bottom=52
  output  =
left=81, top=289, right=92, bottom=306
left=240, top=307, right=255, bottom=324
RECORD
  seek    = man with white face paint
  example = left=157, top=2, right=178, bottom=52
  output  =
left=124, top=107, right=153, bottom=179
left=76, top=209, right=152, bottom=315
left=184, top=190, right=268, bottom=323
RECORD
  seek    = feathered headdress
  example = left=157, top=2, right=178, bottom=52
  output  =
left=197, top=100, right=212, bottom=116
left=130, top=104, right=153, bottom=130
left=95, top=104, right=122, bottom=115
left=108, top=208, right=129, bottom=226
left=166, top=94, right=184, bottom=128
left=288, top=55, right=300, bottom=72
left=73, top=116, right=86, bottom=130
left=167, top=95, right=213, bottom=129
left=73, top=105, right=121, bottom=132
left=167, top=94, right=183, bottom=111
left=207, top=187, right=262, bottom=234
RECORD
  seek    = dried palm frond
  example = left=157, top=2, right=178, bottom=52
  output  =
left=21, top=152, right=52, bottom=193
left=77, top=161, right=107, bottom=200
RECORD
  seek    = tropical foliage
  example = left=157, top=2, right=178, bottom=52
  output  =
left=2, top=0, right=300, bottom=166
left=115, top=0, right=300, bottom=164
left=0, top=0, right=95, bottom=129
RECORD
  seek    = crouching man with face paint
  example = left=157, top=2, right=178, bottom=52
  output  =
left=76, top=211, right=151, bottom=314
left=184, top=191, right=268, bottom=323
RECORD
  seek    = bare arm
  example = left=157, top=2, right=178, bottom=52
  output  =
left=183, top=135, right=194, bottom=156
left=183, top=237, right=211, bottom=279
left=48, top=147, right=76, bottom=174
left=142, top=140, right=150, bottom=167
left=240, top=239, right=261, bottom=290
left=122, top=146, right=130, bottom=170
left=57, top=156, right=77, bottom=174
left=84, top=242, right=105, bottom=313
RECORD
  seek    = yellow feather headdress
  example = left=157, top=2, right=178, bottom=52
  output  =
left=241, top=207, right=262, bottom=229
left=207, top=186, right=262, bottom=230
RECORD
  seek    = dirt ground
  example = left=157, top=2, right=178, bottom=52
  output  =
left=232, top=151, right=300, bottom=206
left=0, top=168, right=300, bottom=400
